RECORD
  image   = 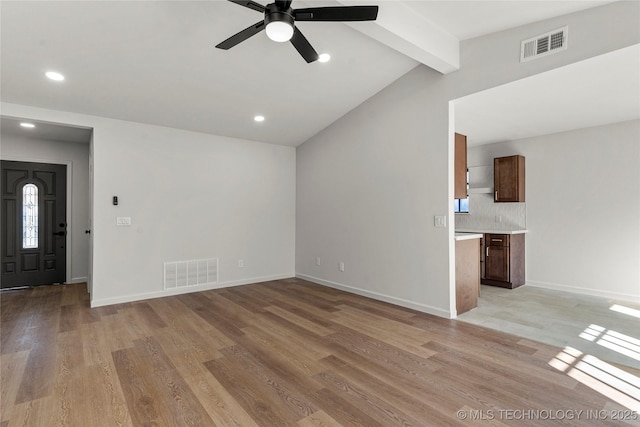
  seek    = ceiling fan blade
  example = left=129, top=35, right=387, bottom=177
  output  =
left=294, top=6, right=378, bottom=22
left=290, top=27, right=318, bottom=63
left=227, top=0, right=266, bottom=13
left=275, top=0, right=292, bottom=10
left=216, top=21, right=266, bottom=50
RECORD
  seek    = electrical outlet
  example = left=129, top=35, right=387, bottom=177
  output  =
left=238, top=259, right=244, bottom=268
left=339, top=261, right=345, bottom=272
left=315, top=257, right=321, bottom=266
left=434, top=215, right=446, bottom=227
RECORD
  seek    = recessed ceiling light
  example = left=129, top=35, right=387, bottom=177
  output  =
left=20, top=122, right=36, bottom=128
left=45, top=71, right=65, bottom=81
left=318, top=53, right=331, bottom=63
left=254, top=115, right=265, bottom=122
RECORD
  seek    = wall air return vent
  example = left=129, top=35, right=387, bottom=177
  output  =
left=520, top=26, right=568, bottom=62
left=164, top=258, right=218, bottom=290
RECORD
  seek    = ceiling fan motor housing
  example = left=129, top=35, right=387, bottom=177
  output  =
left=265, top=3, right=294, bottom=28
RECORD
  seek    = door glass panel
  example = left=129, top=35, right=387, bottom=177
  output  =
left=23, top=183, right=38, bottom=249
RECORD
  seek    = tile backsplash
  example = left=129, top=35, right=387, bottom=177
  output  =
left=455, top=192, right=526, bottom=230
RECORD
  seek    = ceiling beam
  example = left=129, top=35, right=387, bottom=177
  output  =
left=337, top=0, right=460, bottom=74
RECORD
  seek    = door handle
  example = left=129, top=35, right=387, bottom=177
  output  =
left=53, top=231, right=66, bottom=236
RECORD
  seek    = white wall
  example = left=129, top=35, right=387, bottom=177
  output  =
left=1, top=103, right=296, bottom=306
left=91, top=119, right=296, bottom=306
left=468, top=120, right=640, bottom=301
left=296, top=65, right=452, bottom=316
left=1, top=135, right=90, bottom=283
left=296, top=2, right=640, bottom=317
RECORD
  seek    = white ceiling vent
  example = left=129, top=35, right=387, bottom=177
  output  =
left=520, top=27, right=568, bottom=62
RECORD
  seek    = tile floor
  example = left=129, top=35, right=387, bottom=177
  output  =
left=457, top=285, right=640, bottom=373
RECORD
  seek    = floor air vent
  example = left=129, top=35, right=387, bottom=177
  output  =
left=164, top=258, right=218, bottom=290
left=521, top=26, right=568, bottom=62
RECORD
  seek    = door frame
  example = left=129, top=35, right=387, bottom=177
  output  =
left=1, top=156, right=74, bottom=284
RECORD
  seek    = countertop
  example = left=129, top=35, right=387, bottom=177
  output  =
left=454, top=232, right=483, bottom=241
left=456, top=228, right=528, bottom=235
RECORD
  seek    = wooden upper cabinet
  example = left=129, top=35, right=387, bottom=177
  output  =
left=454, top=133, right=467, bottom=199
left=494, top=155, right=525, bottom=202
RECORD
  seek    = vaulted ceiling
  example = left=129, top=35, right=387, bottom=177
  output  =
left=1, top=1, right=623, bottom=146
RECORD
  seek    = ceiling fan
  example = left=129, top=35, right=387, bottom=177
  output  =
left=216, top=0, right=379, bottom=63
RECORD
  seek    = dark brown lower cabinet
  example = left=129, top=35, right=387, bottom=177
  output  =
left=481, top=233, right=525, bottom=289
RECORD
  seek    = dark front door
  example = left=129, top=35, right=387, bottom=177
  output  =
left=1, top=160, right=67, bottom=288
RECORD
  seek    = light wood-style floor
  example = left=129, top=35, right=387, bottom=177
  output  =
left=1, top=279, right=638, bottom=426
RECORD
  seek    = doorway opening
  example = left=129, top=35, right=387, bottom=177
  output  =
left=0, top=116, right=93, bottom=290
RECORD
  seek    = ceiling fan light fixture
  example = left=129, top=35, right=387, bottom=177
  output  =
left=217, top=1, right=379, bottom=63
left=266, top=21, right=294, bottom=43
left=265, top=5, right=295, bottom=43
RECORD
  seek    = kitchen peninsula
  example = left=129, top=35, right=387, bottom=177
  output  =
left=455, top=232, right=482, bottom=315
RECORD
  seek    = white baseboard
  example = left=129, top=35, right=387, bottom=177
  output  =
left=296, top=273, right=452, bottom=318
left=67, top=276, right=88, bottom=284
left=526, top=280, right=640, bottom=303
left=90, top=273, right=292, bottom=308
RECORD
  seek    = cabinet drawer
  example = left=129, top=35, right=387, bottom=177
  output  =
left=485, top=234, right=509, bottom=247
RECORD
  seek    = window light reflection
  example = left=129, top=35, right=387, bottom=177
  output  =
left=549, top=347, right=640, bottom=411
left=579, top=324, right=640, bottom=362
left=610, top=304, right=640, bottom=319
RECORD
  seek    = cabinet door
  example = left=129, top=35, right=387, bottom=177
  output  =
left=485, top=246, right=509, bottom=282
left=494, top=155, right=525, bottom=202
left=454, top=133, right=467, bottom=199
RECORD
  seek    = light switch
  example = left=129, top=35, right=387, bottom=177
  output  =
left=434, top=215, right=447, bottom=227
left=116, top=217, right=132, bottom=226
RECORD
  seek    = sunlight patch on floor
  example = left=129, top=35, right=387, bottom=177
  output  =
left=611, top=304, right=640, bottom=319
left=580, top=324, right=640, bottom=362
left=549, top=347, right=640, bottom=411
